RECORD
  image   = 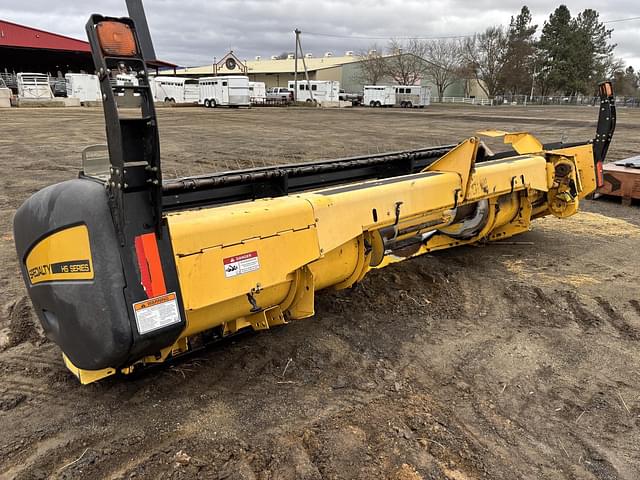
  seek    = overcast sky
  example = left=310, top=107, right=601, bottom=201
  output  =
left=2, top=1, right=639, bottom=68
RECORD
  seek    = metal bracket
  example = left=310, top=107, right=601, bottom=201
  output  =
left=425, top=137, right=478, bottom=199
left=593, top=81, right=616, bottom=187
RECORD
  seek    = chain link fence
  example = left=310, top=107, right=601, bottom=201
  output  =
left=494, top=94, right=640, bottom=107
left=432, top=93, right=640, bottom=107
left=432, top=96, right=495, bottom=106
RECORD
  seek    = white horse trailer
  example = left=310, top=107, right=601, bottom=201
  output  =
left=111, top=73, right=140, bottom=95
left=65, top=73, right=101, bottom=102
left=114, top=73, right=139, bottom=87
left=288, top=80, right=340, bottom=104
left=152, top=76, right=199, bottom=104
left=363, top=85, right=395, bottom=107
left=395, top=85, right=430, bottom=108
left=248, top=81, right=266, bottom=103
left=17, top=73, right=53, bottom=99
left=199, top=76, right=251, bottom=108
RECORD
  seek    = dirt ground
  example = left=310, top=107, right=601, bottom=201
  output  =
left=1, top=104, right=639, bottom=480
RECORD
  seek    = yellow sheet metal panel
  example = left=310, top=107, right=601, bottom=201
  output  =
left=25, top=224, right=93, bottom=285
left=477, top=130, right=544, bottom=155
left=175, top=227, right=320, bottom=311
left=63, top=354, right=116, bottom=384
left=504, top=133, right=543, bottom=154
left=423, top=137, right=477, bottom=199
left=182, top=282, right=292, bottom=337
left=303, top=171, right=461, bottom=253
left=308, top=238, right=360, bottom=290
left=466, top=155, right=548, bottom=201
left=167, top=196, right=316, bottom=255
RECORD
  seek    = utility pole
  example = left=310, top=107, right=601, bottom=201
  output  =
left=530, top=62, right=536, bottom=102
left=294, top=29, right=300, bottom=102
left=295, top=30, right=314, bottom=103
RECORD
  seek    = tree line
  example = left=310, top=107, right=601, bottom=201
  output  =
left=356, top=5, right=638, bottom=100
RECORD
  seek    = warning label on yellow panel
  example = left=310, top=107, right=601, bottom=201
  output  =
left=133, top=292, right=181, bottom=335
left=223, top=251, right=259, bottom=278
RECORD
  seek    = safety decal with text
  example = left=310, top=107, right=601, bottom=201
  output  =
left=223, top=251, right=260, bottom=278
left=133, top=292, right=181, bottom=335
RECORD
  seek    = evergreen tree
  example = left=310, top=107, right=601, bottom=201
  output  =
left=536, top=6, right=616, bottom=95
left=571, top=9, right=615, bottom=93
left=536, top=5, right=574, bottom=96
left=501, top=6, right=537, bottom=95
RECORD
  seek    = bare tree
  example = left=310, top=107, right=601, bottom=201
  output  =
left=353, top=45, right=388, bottom=85
left=463, top=26, right=508, bottom=98
left=386, top=38, right=429, bottom=85
left=456, top=62, right=477, bottom=97
left=604, top=56, right=625, bottom=79
left=422, top=39, right=463, bottom=100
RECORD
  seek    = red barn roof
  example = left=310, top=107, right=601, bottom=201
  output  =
left=0, top=19, right=90, bottom=52
left=0, top=19, right=177, bottom=68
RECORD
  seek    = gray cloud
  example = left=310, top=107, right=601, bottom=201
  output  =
left=2, top=0, right=639, bottom=68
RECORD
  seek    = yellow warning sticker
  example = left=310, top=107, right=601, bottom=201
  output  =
left=133, top=292, right=181, bottom=335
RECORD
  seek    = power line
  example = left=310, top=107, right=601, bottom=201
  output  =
left=603, top=15, right=640, bottom=24
left=302, top=31, right=473, bottom=41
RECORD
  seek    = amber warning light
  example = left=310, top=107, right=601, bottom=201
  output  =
left=96, top=21, right=138, bottom=56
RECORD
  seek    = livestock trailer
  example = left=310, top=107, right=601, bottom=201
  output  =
left=17, top=73, right=53, bottom=99
left=395, top=85, right=430, bottom=108
left=65, top=73, right=101, bottom=102
left=363, top=85, right=395, bottom=107
left=199, top=76, right=251, bottom=108
left=113, top=73, right=139, bottom=87
left=151, top=76, right=199, bottom=104
left=288, top=80, right=340, bottom=104
left=248, top=81, right=266, bottom=103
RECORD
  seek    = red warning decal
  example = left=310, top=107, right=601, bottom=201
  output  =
left=223, top=251, right=260, bottom=278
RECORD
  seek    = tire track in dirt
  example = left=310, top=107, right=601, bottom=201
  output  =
left=562, top=291, right=603, bottom=329
left=595, top=297, right=640, bottom=340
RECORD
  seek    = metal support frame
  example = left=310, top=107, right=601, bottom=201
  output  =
left=84, top=10, right=186, bottom=367
left=593, top=81, right=616, bottom=187
left=85, top=13, right=162, bottom=238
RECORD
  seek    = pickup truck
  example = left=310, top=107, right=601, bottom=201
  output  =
left=266, top=87, right=293, bottom=102
left=339, top=90, right=363, bottom=106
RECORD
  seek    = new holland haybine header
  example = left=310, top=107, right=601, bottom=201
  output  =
left=13, top=2, right=616, bottom=384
